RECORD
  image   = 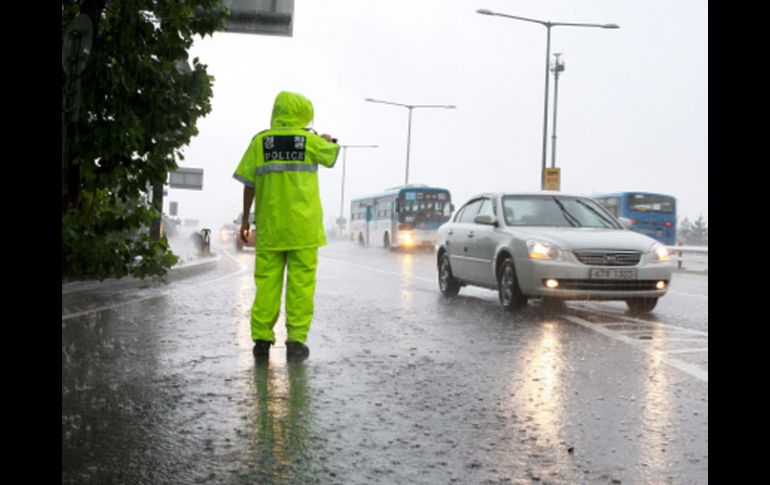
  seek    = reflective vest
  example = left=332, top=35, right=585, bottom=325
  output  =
left=233, top=91, right=339, bottom=250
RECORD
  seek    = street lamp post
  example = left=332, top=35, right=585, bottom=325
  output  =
left=476, top=9, right=618, bottom=190
left=365, top=98, right=455, bottom=185
left=338, top=144, right=378, bottom=237
left=550, top=53, right=565, bottom=168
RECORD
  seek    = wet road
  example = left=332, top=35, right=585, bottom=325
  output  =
left=62, top=240, right=708, bottom=484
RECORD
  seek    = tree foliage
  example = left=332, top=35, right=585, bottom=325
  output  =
left=677, top=215, right=708, bottom=246
left=62, top=0, right=227, bottom=280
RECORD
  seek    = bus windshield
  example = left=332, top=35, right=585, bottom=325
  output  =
left=398, top=190, right=452, bottom=224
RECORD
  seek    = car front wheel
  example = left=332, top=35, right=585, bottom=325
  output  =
left=438, top=253, right=461, bottom=297
left=498, top=258, right=528, bottom=311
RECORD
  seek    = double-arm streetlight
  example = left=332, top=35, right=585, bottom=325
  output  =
left=476, top=9, right=619, bottom=190
left=337, top=144, right=378, bottom=236
left=365, top=98, right=455, bottom=185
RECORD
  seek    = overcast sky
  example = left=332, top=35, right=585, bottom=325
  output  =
left=171, top=0, right=708, bottom=231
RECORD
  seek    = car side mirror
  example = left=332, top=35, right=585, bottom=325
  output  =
left=618, top=217, right=633, bottom=230
left=450, top=204, right=455, bottom=213
left=474, top=214, right=497, bottom=226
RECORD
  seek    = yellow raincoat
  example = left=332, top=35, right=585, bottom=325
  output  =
left=233, top=91, right=339, bottom=250
left=233, top=91, right=339, bottom=344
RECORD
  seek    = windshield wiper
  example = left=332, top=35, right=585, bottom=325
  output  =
left=552, top=198, right=580, bottom=227
left=574, top=199, right=618, bottom=228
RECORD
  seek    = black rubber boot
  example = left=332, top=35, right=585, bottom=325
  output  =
left=252, top=340, right=272, bottom=361
left=286, top=341, right=310, bottom=362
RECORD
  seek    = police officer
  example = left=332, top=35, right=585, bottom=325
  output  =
left=233, top=91, right=339, bottom=361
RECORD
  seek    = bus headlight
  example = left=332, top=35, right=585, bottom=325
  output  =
left=399, top=231, right=414, bottom=247
left=527, top=240, right=565, bottom=261
left=651, top=243, right=670, bottom=262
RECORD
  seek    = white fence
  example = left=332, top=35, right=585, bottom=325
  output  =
left=666, top=245, right=708, bottom=273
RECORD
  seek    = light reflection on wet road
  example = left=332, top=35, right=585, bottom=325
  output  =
left=62, top=240, right=708, bottom=484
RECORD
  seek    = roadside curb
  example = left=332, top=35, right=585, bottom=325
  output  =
left=62, top=253, right=221, bottom=295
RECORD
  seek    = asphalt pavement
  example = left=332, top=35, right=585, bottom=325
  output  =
left=62, top=237, right=708, bottom=485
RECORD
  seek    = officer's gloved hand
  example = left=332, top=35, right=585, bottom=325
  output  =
left=321, top=134, right=338, bottom=143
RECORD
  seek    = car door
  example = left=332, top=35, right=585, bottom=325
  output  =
left=447, top=198, right=483, bottom=280
left=466, top=198, right=499, bottom=286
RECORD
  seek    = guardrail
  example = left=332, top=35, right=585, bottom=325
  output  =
left=666, top=245, right=708, bottom=272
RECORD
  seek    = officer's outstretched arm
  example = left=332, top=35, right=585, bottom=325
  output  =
left=315, top=136, right=340, bottom=168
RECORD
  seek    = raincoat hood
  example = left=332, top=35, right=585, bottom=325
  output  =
left=271, top=91, right=314, bottom=129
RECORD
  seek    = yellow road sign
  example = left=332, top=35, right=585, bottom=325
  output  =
left=544, top=168, right=561, bottom=191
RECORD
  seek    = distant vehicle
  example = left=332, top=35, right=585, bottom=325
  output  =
left=435, top=193, right=673, bottom=314
left=350, top=185, right=454, bottom=249
left=231, top=212, right=255, bottom=251
left=219, top=222, right=235, bottom=244
left=591, top=192, right=677, bottom=245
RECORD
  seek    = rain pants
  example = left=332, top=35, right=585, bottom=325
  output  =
left=233, top=91, right=339, bottom=343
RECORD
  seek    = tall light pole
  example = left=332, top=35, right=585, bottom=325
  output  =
left=550, top=53, right=565, bottom=168
left=476, top=9, right=618, bottom=190
left=338, top=144, right=378, bottom=237
left=365, top=98, right=455, bottom=185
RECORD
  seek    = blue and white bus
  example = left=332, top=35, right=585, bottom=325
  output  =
left=350, top=185, right=453, bottom=249
left=592, top=192, right=677, bottom=245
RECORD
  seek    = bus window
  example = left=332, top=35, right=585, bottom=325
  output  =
left=628, top=194, right=675, bottom=213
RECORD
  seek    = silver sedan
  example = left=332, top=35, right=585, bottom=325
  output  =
left=435, top=193, right=673, bottom=314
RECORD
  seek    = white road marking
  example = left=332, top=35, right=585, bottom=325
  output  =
left=320, top=256, right=435, bottom=283
left=572, top=307, right=708, bottom=337
left=563, top=314, right=708, bottom=383
left=62, top=250, right=248, bottom=321
left=62, top=295, right=163, bottom=321
left=290, top=254, right=710, bottom=383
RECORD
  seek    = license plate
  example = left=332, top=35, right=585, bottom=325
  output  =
left=589, top=268, right=638, bottom=280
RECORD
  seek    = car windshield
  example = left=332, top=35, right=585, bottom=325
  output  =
left=502, top=196, right=622, bottom=229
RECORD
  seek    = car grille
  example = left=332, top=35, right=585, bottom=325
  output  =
left=555, top=279, right=662, bottom=291
left=574, top=251, right=641, bottom=266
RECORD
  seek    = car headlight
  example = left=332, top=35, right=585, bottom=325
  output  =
left=650, top=243, right=671, bottom=262
left=527, top=240, right=565, bottom=261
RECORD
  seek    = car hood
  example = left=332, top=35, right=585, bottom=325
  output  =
left=508, top=227, right=657, bottom=252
